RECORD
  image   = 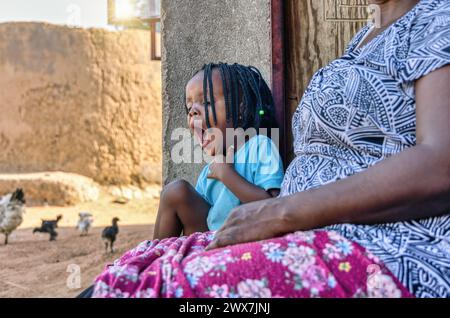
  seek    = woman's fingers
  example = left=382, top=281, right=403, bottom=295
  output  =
left=205, top=226, right=256, bottom=251
left=206, top=229, right=238, bottom=251
left=207, top=222, right=260, bottom=251
left=206, top=205, right=258, bottom=250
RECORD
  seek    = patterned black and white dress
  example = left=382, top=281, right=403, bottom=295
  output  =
left=280, top=0, right=450, bottom=298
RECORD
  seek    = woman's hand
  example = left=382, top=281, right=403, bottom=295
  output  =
left=206, top=196, right=296, bottom=251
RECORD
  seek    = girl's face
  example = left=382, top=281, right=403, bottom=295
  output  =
left=185, top=69, right=232, bottom=157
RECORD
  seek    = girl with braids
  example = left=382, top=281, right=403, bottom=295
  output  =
left=151, top=63, right=284, bottom=239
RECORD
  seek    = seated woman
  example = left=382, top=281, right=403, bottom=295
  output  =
left=86, top=0, right=450, bottom=298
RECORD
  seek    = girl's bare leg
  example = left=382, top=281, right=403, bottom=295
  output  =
left=153, top=180, right=210, bottom=240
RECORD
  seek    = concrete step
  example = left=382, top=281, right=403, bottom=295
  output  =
left=0, top=172, right=100, bottom=206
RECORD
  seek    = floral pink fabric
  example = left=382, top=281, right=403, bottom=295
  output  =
left=92, top=230, right=412, bottom=298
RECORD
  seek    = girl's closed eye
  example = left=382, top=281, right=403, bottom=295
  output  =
left=186, top=101, right=210, bottom=110
left=186, top=102, right=212, bottom=116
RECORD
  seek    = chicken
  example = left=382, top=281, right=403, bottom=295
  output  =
left=33, top=215, right=62, bottom=241
left=0, top=189, right=26, bottom=245
left=102, top=217, right=120, bottom=253
left=77, top=212, right=93, bottom=236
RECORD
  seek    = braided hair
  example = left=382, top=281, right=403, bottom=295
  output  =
left=186, top=63, right=278, bottom=132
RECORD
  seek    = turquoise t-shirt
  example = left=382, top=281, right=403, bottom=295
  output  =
left=195, top=135, right=284, bottom=231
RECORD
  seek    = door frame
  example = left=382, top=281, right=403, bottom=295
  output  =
left=271, top=0, right=287, bottom=164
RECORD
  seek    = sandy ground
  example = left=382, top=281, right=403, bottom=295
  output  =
left=0, top=191, right=161, bottom=298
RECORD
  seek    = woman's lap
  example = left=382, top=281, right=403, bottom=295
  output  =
left=92, top=230, right=411, bottom=298
left=326, top=215, right=450, bottom=298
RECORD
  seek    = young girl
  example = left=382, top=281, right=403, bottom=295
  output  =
left=152, top=63, right=284, bottom=239
left=75, top=62, right=284, bottom=298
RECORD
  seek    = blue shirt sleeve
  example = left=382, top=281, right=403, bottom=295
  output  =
left=250, top=135, right=284, bottom=191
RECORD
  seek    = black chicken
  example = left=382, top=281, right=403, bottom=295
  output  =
left=33, top=215, right=63, bottom=241
left=102, top=217, right=120, bottom=253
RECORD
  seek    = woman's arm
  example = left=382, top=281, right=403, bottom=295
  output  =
left=207, top=65, right=450, bottom=250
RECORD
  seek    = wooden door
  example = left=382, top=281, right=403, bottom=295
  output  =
left=285, top=0, right=369, bottom=163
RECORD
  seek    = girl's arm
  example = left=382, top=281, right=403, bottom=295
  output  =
left=215, top=165, right=279, bottom=203
left=207, top=65, right=450, bottom=250
left=207, top=147, right=279, bottom=203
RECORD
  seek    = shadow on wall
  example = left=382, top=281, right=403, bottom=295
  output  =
left=0, top=22, right=162, bottom=187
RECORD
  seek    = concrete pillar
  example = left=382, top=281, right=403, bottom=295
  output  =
left=161, top=0, right=272, bottom=185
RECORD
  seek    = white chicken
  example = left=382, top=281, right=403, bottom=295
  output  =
left=0, top=189, right=26, bottom=245
left=77, top=212, right=94, bottom=236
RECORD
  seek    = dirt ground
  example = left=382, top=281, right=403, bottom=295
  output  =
left=0, top=190, right=161, bottom=298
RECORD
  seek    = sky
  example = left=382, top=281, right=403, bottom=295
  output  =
left=0, top=0, right=110, bottom=28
